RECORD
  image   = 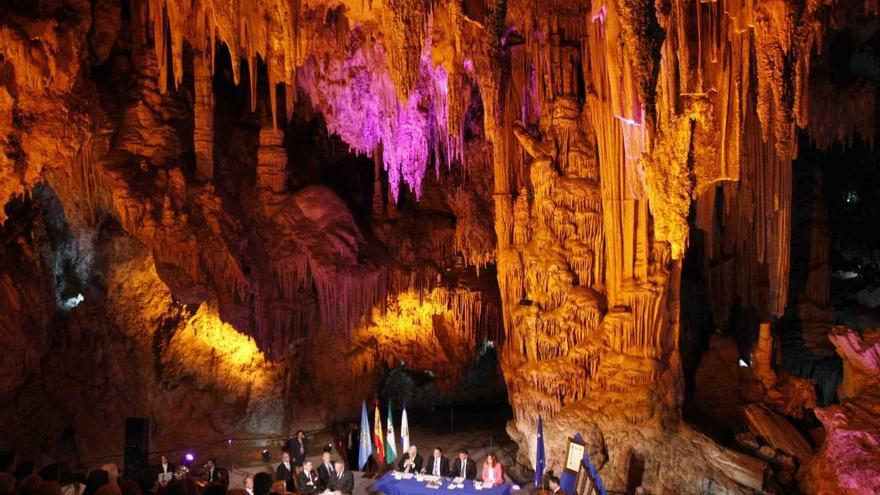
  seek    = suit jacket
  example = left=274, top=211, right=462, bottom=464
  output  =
left=298, top=470, right=319, bottom=494
left=158, top=463, right=175, bottom=475
left=481, top=463, right=503, bottom=486
left=397, top=453, right=423, bottom=473
left=290, top=439, right=308, bottom=466
left=327, top=471, right=354, bottom=495
left=450, top=458, right=477, bottom=480
left=317, top=463, right=335, bottom=489
left=206, top=467, right=229, bottom=488
left=276, top=462, right=294, bottom=491
left=422, top=456, right=449, bottom=477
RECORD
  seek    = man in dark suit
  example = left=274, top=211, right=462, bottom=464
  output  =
left=397, top=445, right=423, bottom=473
left=422, top=447, right=449, bottom=477
left=316, top=452, right=335, bottom=490
left=289, top=431, right=308, bottom=466
left=327, top=462, right=353, bottom=495
left=548, top=475, right=567, bottom=495
left=450, top=449, right=476, bottom=480
left=204, top=458, right=229, bottom=488
left=276, top=451, right=294, bottom=491
left=157, top=455, right=175, bottom=487
left=298, top=461, right=319, bottom=494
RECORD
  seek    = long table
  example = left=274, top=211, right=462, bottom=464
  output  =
left=372, top=472, right=513, bottom=495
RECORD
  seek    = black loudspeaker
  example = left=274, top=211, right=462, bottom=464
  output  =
left=123, top=417, right=149, bottom=481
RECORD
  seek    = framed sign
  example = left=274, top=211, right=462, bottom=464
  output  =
left=564, top=437, right=586, bottom=474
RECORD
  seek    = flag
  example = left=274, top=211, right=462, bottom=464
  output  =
left=385, top=401, right=398, bottom=464
left=534, top=415, right=545, bottom=487
left=400, top=405, right=410, bottom=452
left=358, top=401, right=372, bottom=471
left=373, top=401, right=385, bottom=463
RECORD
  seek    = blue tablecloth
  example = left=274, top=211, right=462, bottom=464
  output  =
left=372, top=472, right=512, bottom=495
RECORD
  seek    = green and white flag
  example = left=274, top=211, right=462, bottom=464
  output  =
left=385, top=401, right=398, bottom=464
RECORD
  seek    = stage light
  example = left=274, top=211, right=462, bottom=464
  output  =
left=262, top=450, right=271, bottom=463
left=228, top=438, right=233, bottom=446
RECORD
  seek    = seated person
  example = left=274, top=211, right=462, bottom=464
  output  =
left=547, top=476, right=566, bottom=495
left=297, top=462, right=318, bottom=494
left=481, top=453, right=503, bottom=487
left=275, top=452, right=293, bottom=492
left=397, top=446, right=423, bottom=474
left=316, top=453, right=334, bottom=490
left=326, top=462, right=353, bottom=495
left=422, top=448, right=449, bottom=477
left=450, top=450, right=476, bottom=480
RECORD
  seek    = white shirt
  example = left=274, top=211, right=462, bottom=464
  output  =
left=432, top=458, right=441, bottom=476
left=161, top=464, right=169, bottom=474
left=283, top=462, right=291, bottom=471
left=459, top=459, right=468, bottom=477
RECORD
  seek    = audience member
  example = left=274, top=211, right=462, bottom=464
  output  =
left=242, top=475, right=254, bottom=495
left=251, top=473, right=272, bottom=495
left=0, top=473, right=17, bottom=495
left=274, top=452, right=292, bottom=493
left=297, top=462, right=316, bottom=495
left=13, top=462, right=35, bottom=483
left=82, top=469, right=109, bottom=495
left=17, top=475, right=43, bottom=495
left=326, top=462, right=352, bottom=495
left=119, top=480, right=140, bottom=495
left=0, top=453, right=15, bottom=475
left=316, top=453, right=333, bottom=490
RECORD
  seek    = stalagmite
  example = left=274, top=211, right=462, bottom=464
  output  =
left=193, top=53, right=215, bottom=181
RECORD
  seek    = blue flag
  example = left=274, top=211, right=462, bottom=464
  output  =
left=534, top=415, right=545, bottom=487
left=358, top=401, right=372, bottom=471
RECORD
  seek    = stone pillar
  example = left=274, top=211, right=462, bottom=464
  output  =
left=257, top=126, right=287, bottom=193
left=193, top=53, right=214, bottom=181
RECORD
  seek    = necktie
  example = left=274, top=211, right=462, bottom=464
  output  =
left=434, top=459, right=439, bottom=476
left=461, top=461, right=465, bottom=477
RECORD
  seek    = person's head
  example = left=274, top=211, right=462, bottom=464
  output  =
left=303, top=461, right=312, bottom=472
left=408, top=446, right=417, bottom=458
left=333, top=462, right=343, bottom=474
left=321, top=452, right=331, bottom=464
left=165, top=479, right=187, bottom=495
left=293, top=464, right=303, bottom=475
left=0, top=452, right=15, bottom=474
left=485, top=453, right=497, bottom=467
left=160, top=455, right=169, bottom=465
left=39, top=464, right=60, bottom=483
left=243, top=475, right=253, bottom=491
left=458, top=449, right=468, bottom=461
left=433, top=447, right=442, bottom=458
left=280, top=452, right=290, bottom=464
left=18, top=475, right=44, bottom=495
left=0, top=472, right=16, bottom=493
left=269, top=481, right=285, bottom=495
left=98, top=465, right=118, bottom=484
left=296, top=431, right=304, bottom=441
left=120, top=480, right=141, bottom=495
left=252, top=473, right=272, bottom=495
left=204, top=485, right=227, bottom=495
left=206, top=459, right=216, bottom=470
left=83, top=469, right=109, bottom=495
left=547, top=476, right=560, bottom=491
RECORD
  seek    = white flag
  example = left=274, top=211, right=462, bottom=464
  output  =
left=400, top=407, right=410, bottom=452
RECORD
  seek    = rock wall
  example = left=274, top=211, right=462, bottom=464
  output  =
left=1, top=0, right=879, bottom=492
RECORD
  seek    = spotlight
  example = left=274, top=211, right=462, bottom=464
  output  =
left=262, top=450, right=271, bottom=463
left=183, top=453, right=195, bottom=467
left=323, top=444, right=333, bottom=453
left=227, top=438, right=233, bottom=446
